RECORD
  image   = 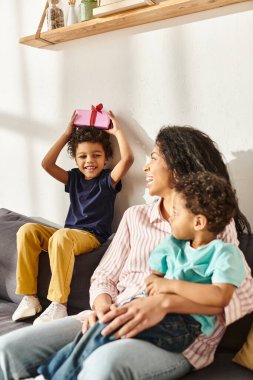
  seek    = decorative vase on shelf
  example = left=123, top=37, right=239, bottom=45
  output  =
left=46, top=0, right=64, bottom=30
left=66, top=0, right=78, bottom=26
left=79, top=0, right=98, bottom=22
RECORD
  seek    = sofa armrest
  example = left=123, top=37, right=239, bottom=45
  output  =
left=0, top=208, right=45, bottom=303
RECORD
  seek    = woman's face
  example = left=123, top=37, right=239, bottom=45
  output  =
left=143, top=145, right=172, bottom=198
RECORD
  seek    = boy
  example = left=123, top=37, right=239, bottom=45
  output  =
left=31, top=171, right=246, bottom=379
left=12, top=110, right=134, bottom=325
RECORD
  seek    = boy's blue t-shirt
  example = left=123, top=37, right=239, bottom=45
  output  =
left=64, top=168, right=121, bottom=243
left=148, top=236, right=246, bottom=336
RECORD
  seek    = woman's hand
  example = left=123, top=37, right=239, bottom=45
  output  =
left=145, top=274, right=172, bottom=296
left=82, top=294, right=113, bottom=334
left=100, top=295, right=168, bottom=339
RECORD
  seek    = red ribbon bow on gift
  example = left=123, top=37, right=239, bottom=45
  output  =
left=90, top=103, right=103, bottom=127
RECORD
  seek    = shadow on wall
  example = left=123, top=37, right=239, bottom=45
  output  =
left=0, top=111, right=66, bottom=217
left=112, top=116, right=155, bottom=231
left=227, top=150, right=253, bottom=229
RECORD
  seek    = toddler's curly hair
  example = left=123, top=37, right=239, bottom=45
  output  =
left=174, top=171, right=238, bottom=235
left=67, top=127, right=113, bottom=159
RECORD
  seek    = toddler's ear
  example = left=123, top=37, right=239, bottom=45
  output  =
left=194, top=215, right=207, bottom=231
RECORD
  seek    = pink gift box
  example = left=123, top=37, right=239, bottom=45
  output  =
left=74, top=104, right=112, bottom=130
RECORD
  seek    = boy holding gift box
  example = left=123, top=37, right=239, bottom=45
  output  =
left=12, top=110, right=134, bottom=325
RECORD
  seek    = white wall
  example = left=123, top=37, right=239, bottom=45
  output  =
left=1, top=0, right=253, bottom=230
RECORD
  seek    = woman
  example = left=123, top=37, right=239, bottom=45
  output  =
left=0, top=126, right=251, bottom=380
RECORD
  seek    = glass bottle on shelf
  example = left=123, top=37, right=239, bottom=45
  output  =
left=46, top=0, right=65, bottom=31
left=79, top=0, right=98, bottom=22
left=66, top=0, right=78, bottom=26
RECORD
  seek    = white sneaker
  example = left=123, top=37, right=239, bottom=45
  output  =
left=23, top=376, right=45, bottom=380
left=12, top=296, right=42, bottom=322
left=33, top=302, right=68, bottom=325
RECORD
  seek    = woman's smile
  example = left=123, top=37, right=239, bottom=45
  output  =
left=144, top=145, right=171, bottom=197
left=145, top=175, right=154, bottom=186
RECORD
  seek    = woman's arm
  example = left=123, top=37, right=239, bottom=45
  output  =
left=41, top=111, right=76, bottom=184
left=100, top=294, right=223, bottom=339
left=89, top=209, right=132, bottom=307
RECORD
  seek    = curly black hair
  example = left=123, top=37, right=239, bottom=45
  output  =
left=67, top=127, right=113, bottom=160
left=156, top=126, right=251, bottom=234
left=174, top=172, right=238, bottom=235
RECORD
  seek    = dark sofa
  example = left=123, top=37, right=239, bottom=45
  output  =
left=0, top=208, right=252, bottom=379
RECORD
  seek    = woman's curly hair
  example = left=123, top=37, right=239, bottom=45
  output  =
left=67, top=127, right=113, bottom=159
left=156, top=126, right=251, bottom=234
left=175, top=172, right=238, bottom=235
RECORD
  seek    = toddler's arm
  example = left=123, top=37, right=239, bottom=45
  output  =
left=41, top=111, right=76, bottom=184
left=146, top=277, right=236, bottom=308
left=106, top=111, right=134, bottom=186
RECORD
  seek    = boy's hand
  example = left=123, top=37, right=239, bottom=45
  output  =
left=64, top=110, right=77, bottom=137
left=145, top=274, right=171, bottom=296
left=106, top=110, right=120, bottom=135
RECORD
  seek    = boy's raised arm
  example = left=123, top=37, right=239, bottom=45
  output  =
left=41, top=111, right=76, bottom=185
left=107, top=111, right=134, bottom=186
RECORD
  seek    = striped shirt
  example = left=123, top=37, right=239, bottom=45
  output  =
left=79, top=199, right=253, bottom=370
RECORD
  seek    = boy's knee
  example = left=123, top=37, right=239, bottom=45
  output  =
left=49, top=228, right=72, bottom=245
left=17, top=223, right=38, bottom=238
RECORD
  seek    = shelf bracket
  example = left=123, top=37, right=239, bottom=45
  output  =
left=35, top=1, right=54, bottom=45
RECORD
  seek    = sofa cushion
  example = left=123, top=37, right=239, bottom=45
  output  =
left=233, top=322, right=253, bottom=371
left=0, top=299, right=34, bottom=335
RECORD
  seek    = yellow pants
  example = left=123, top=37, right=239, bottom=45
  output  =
left=16, top=223, right=100, bottom=303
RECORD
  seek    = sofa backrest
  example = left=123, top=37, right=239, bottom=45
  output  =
left=0, top=209, right=37, bottom=304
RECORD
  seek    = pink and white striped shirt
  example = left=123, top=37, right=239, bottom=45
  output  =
left=79, top=199, right=253, bottom=370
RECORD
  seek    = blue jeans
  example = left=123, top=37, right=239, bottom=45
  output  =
left=0, top=317, right=82, bottom=380
left=38, top=314, right=198, bottom=379
left=0, top=316, right=192, bottom=380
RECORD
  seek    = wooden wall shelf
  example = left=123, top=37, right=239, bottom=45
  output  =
left=19, top=0, right=249, bottom=48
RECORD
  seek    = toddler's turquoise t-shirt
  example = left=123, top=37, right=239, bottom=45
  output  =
left=148, top=236, right=246, bottom=336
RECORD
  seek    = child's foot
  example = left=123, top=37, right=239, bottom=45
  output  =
left=12, top=296, right=42, bottom=322
left=33, top=302, right=68, bottom=325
